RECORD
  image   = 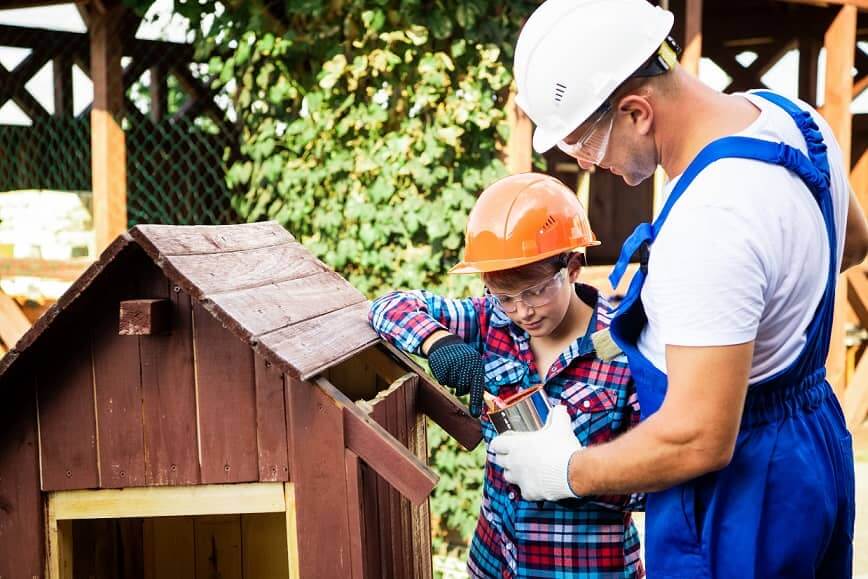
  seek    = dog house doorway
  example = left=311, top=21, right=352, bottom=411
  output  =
left=47, top=483, right=297, bottom=579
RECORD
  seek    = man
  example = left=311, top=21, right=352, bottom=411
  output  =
left=490, top=0, right=868, bottom=577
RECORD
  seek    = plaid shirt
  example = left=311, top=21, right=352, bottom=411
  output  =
left=369, top=284, right=644, bottom=579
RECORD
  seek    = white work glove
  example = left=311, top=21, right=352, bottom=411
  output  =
left=489, top=405, right=583, bottom=501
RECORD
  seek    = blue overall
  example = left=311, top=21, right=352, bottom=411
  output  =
left=608, top=91, right=855, bottom=578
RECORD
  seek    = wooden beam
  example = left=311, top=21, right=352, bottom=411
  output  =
left=90, top=4, right=128, bottom=251
left=776, top=0, right=868, bottom=10
left=844, top=355, right=868, bottom=427
left=681, top=0, right=703, bottom=76
left=799, top=36, right=822, bottom=107
left=847, top=270, right=868, bottom=329
left=284, top=483, right=302, bottom=579
left=119, top=299, right=171, bottom=335
left=53, top=53, right=74, bottom=118
left=505, top=91, right=533, bottom=174
left=0, top=291, right=31, bottom=349
left=48, top=482, right=286, bottom=520
left=823, top=5, right=858, bottom=395
left=0, top=257, right=92, bottom=281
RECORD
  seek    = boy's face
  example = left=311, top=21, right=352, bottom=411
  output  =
left=486, top=264, right=579, bottom=338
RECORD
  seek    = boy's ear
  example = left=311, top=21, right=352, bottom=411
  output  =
left=567, top=252, right=585, bottom=281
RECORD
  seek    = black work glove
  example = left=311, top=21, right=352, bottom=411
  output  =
left=427, top=334, right=485, bottom=418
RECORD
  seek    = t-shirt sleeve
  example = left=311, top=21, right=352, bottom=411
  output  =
left=642, top=199, right=770, bottom=347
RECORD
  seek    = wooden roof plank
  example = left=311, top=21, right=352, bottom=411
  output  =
left=131, top=222, right=294, bottom=256
left=159, top=244, right=327, bottom=298
left=259, top=301, right=379, bottom=380
left=208, top=270, right=367, bottom=338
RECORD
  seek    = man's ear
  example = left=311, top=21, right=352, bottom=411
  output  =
left=618, top=94, right=654, bottom=136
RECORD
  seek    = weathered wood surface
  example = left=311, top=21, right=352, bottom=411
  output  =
left=193, top=303, right=259, bottom=484
left=344, top=450, right=366, bottom=579
left=318, top=375, right=438, bottom=505
left=92, top=280, right=147, bottom=489
left=381, top=342, right=483, bottom=450
left=37, top=325, right=100, bottom=490
left=211, top=270, right=366, bottom=337
left=0, top=381, right=44, bottom=579
left=262, top=301, right=378, bottom=380
left=131, top=222, right=294, bottom=256
left=255, top=355, right=290, bottom=482
left=119, top=299, right=171, bottom=335
left=140, top=286, right=200, bottom=486
left=285, top=375, right=353, bottom=578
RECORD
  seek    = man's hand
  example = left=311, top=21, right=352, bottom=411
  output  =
left=490, top=405, right=582, bottom=501
left=426, top=334, right=486, bottom=417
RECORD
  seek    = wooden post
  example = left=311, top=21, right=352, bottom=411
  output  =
left=680, top=0, right=703, bottom=76
left=821, top=4, right=857, bottom=397
left=798, top=36, right=821, bottom=108
left=506, top=90, right=533, bottom=174
left=53, top=53, right=74, bottom=118
left=89, top=3, right=128, bottom=252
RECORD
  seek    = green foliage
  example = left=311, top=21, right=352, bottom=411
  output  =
left=125, top=0, right=532, bottom=555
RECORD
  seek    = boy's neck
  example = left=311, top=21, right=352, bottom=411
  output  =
left=533, top=289, right=593, bottom=348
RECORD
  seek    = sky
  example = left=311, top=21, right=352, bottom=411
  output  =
left=0, top=1, right=865, bottom=125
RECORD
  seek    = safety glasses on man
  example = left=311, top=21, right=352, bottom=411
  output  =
left=557, top=102, right=614, bottom=165
left=486, top=269, right=567, bottom=313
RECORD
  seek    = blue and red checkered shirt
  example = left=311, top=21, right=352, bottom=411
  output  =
left=369, top=283, right=644, bottom=578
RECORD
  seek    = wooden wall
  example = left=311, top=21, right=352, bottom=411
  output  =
left=26, top=244, right=289, bottom=494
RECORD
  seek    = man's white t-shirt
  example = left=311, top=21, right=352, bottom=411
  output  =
left=637, top=92, right=850, bottom=383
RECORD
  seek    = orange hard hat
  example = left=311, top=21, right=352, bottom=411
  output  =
left=449, top=173, right=600, bottom=274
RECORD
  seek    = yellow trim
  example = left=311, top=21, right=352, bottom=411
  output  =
left=48, top=482, right=286, bottom=521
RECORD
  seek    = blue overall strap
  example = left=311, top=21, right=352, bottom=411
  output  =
left=610, top=135, right=829, bottom=290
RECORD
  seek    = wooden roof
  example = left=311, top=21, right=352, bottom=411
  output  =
left=0, top=222, right=378, bottom=382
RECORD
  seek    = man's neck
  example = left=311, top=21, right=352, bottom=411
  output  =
left=657, top=70, right=762, bottom=179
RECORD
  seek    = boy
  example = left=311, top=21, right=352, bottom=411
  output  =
left=369, top=173, right=643, bottom=578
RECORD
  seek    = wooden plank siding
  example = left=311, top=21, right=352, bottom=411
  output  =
left=284, top=375, right=354, bottom=578
left=192, top=303, right=259, bottom=484
left=0, top=376, right=44, bottom=579
left=254, top=355, right=290, bottom=482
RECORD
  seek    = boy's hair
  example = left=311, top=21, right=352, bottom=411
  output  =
left=482, top=252, right=584, bottom=291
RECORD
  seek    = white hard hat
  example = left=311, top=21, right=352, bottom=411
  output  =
left=514, top=0, right=675, bottom=153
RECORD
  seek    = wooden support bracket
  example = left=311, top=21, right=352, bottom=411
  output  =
left=119, top=299, right=171, bottom=335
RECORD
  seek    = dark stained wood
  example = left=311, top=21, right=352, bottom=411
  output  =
left=586, top=170, right=654, bottom=265
left=386, top=386, right=407, bottom=579
left=162, top=243, right=327, bottom=297
left=0, top=235, right=133, bottom=381
left=119, top=299, right=171, bottom=335
left=359, top=460, right=382, bottom=579
left=261, top=301, right=379, bottom=381
left=254, top=355, right=289, bottom=482
left=397, top=381, right=416, bottom=579
left=131, top=222, right=294, bottom=256
left=344, top=450, right=365, bottom=579
left=285, top=375, right=353, bottom=578
left=54, top=52, right=74, bottom=118
left=210, top=271, right=366, bottom=337
left=92, top=285, right=147, bottom=489
left=140, top=285, right=201, bottom=486
left=194, top=303, right=259, bottom=484
left=0, top=379, right=44, bottom=579
left=799, top=35, right=822, bottom=107
left=381, top=343, right=483, bottom=450
left=37, top=321, right=100, bottom=490
left=325, top=376, right=437, bottom=505
left=371, top=399, right=394, bottom=579
left=407, top=382, right=434, bottom=579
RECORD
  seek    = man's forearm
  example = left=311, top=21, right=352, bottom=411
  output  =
left=568, top=413, right=729, bottom=495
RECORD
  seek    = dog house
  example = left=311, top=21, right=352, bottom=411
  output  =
left=0, top=222, right=482, bottom=579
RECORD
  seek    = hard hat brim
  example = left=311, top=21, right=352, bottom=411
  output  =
left=448, top=242, right=601, bottom=275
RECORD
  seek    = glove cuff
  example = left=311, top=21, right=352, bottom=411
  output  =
left=426, top=333, right=463, bottom=355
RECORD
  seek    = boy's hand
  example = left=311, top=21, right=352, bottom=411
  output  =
left=426, top=334, right=485, bottom=417
left=490, top=405, right=582, bottom=500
